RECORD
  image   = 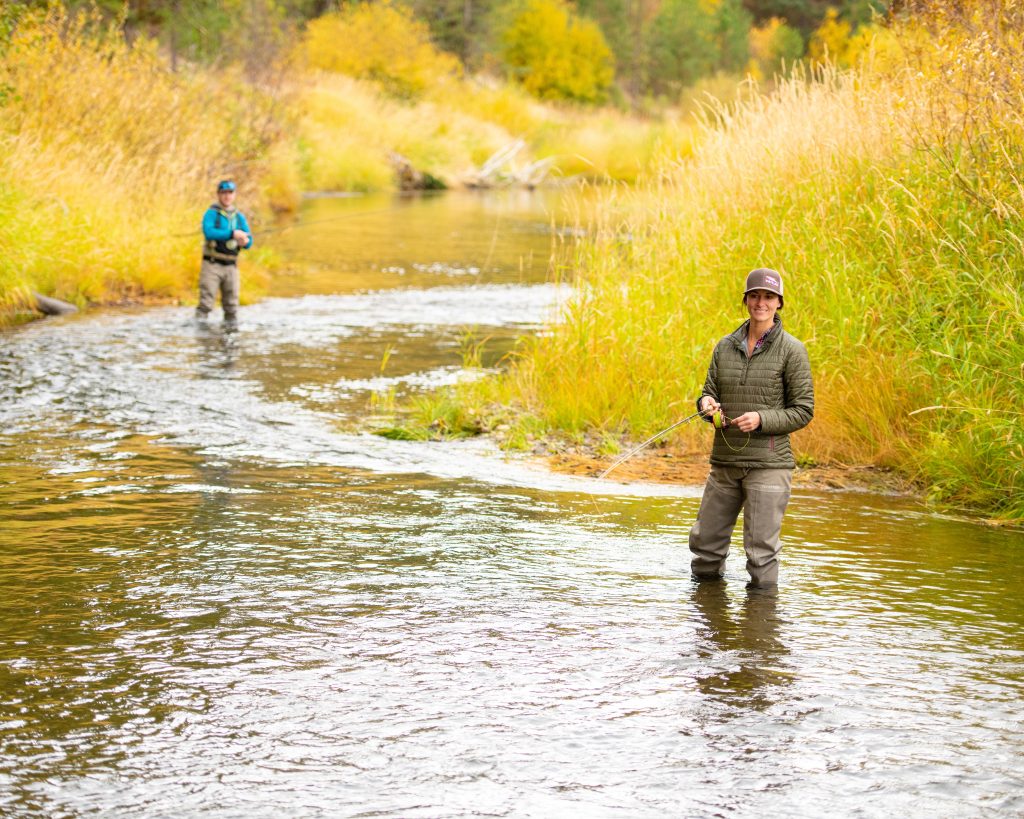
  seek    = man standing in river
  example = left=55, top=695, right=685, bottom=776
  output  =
left=688, top=268, right=814, bottom=588
left=196, top=180, right=253, bottom=327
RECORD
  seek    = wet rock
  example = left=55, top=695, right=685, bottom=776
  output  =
left=33, top=292, right=78, bottom=316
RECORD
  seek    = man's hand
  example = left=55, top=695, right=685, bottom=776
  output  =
left=731, top=411, right=761, bottom=432
left=233, top=229, right=249, bottom=247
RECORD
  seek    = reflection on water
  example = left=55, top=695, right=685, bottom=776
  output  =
left=195, top=329, right=242, bottom=380
left=266, top=188, right=577, bottom=296
left=692, top=582, right=789, bottom=711
left=2, top=191, right=1024, bottom=817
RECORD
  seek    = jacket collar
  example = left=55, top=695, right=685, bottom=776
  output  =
left=730, top=316, right=782, bottom=352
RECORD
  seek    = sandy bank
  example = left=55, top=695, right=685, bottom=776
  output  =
left=541, top=442, right=911, bottom=495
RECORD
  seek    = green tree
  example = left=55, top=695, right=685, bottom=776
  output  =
left=716, top=0, right=754, bottom=72
left=647, top=0, right=753, bottom=94
left=646, top=0, right=718, bottom=93
left=575, top=0, right=629, bottom=70
left=748, top=16, right=804, bottom=78
left=576, top=0, right=660, bottom=97
left=500, top=0, right=615, bottom=103
left=407, top=0, right=500, bottom=66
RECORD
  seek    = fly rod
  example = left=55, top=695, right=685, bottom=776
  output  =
left=171, top=204, right=412, bottom=239
left=597, top=409, right=708, bottom=481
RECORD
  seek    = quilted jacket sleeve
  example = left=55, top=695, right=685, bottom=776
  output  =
left=695, top=344, right=721, bottom=420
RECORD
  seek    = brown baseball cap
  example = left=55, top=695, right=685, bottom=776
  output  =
left=744, top=268, right=783, bottom=299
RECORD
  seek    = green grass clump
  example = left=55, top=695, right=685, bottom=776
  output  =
left=374, top=389, right=487, bottom=442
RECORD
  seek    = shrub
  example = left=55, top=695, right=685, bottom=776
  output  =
left=748, top=17, right=804, bottom=80
left=809, top=8, right=882, bottom=68
left=303, top=1, right=461, bottom=99
left=499, top=0, right=615, bottom=104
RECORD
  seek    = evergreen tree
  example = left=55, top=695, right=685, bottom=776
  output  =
left=408, top=0, right=499, bottom=66
left=647, top=0, right=717, bottom=93
left=716, top=0, right=753, bottom=73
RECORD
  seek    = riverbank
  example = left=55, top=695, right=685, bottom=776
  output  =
left=436, top=5, right=1024, bottom=525
left=540, top=442, right=910, bottom=496
left=526, top=435, right=1024, bottom=529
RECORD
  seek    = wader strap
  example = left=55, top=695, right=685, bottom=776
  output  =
left=203, top=204, right=242, bottom=263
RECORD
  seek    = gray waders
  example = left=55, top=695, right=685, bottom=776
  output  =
left=196, top=259, right=240, bottom=321
left=689, top=465, right=792, bottom=586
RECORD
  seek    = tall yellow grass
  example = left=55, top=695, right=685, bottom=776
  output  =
left=298, top=73, right=516, bottom=191
left=296, top=70, right=695, bottom=191
left=0, top=4, right=699, bottom=320
left=453, top=9, right=1024, bottom=520
left=0, top=7, right=284, bottom=315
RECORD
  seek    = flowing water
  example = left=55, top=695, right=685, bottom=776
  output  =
left=1, top=190, right=1023, bottom=818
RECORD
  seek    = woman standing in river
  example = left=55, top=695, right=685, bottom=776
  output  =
left=689, top=268, right=814, bottom=588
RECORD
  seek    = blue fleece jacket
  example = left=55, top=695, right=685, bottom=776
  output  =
left=202, top=205, right=253, bottom=249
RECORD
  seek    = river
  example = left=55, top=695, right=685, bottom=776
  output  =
left=1, top=189, right=1022, bottom=817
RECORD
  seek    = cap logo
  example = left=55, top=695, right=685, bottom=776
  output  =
left=765, top=275, right=779, bottom=287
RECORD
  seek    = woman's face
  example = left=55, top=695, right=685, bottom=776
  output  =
left=745, top=289, right=780, bottom=324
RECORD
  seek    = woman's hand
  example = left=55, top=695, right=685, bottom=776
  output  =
left=700, top=396, right=720, bottom=416
left=731, top=411, right=761, bottom=432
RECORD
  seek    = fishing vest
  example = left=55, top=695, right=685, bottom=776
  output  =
left=203, top=204, right=242, bottom=264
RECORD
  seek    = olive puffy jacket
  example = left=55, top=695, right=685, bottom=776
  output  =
left=697, top=317, right=814, bottom=469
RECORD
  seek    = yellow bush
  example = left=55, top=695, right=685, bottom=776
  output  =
left=809, top=9, right=851, bottom=64
left=303, top=1, right=461, bottom=99
left=500, top=0, right=615, bottom=104
left=808, top=8, right=887, bottom=69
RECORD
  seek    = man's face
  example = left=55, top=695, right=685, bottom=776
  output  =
left=218, top=189, right=236, bottom=207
